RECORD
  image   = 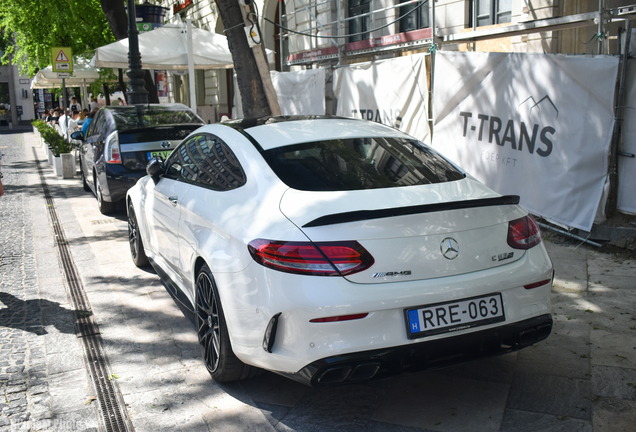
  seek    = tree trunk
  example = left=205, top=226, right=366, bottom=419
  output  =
left=215, top=0, right=272, bottom=118
left=100, top=0, right=128, bottom=40
left=100, top=0, right=158, bottom=103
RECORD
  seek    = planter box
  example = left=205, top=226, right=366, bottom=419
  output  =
left=53, top=156, right=62, bottom=177
left=47, top=148, right=54, bottom=165
left=61, top=153, right=75, bottom=179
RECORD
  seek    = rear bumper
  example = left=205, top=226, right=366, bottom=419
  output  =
left=103, top=166, right=145, bottom=203
left=279, top=313, right=552, bottom=387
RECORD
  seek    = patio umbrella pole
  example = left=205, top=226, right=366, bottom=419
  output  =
left=62, top=78, right=68, bottom=131
left=187, top=19, right=197, bottom=112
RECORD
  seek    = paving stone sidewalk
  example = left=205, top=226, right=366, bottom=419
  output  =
left=0, top=133, right=99, bottom=431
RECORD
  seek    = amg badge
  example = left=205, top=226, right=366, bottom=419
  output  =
left=372, top=271, right=412, bottom=278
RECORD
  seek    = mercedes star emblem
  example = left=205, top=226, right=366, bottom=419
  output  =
left=440, top=237, right=460, bottom=260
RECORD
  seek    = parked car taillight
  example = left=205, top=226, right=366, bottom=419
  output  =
left=104, top=131, right=121, bottom=164
left=507, top=215, right=542, bottom=250
left=247, top=239, right=375, bottom=276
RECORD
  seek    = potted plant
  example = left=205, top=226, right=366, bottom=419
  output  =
left=54, top=134, right=75, bottom=179
left=32, top=120, right=54, bottom=165
left=37, top=122, right=75, bottom=178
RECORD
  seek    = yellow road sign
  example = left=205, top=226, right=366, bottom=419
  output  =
left=51, top=47, right=73, bottom=73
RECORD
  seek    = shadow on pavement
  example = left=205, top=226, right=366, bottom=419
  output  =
left=0, top=291, right=80, bottom=335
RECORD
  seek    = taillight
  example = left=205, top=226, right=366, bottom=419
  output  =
left=310, top=313, right=369, bottom=323
left=104, top=131, right=121, bottom=164
left=247, top=239, right=375, bottom=276
left=524, top=279, right=551, bottom=289
left=507, top=215, right=542, bottom=250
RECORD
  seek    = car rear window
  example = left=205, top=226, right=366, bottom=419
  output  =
left=111, top=107, right=203, bottom=132
left=262, top=137, right=465, bottom=191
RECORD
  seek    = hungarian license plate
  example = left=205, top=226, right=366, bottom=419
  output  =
left=405, top=293, right=505, bottom=339
left=147, top=150, right=172, bottom=160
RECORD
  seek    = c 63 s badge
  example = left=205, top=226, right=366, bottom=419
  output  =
left=372, top=271, right=412, bottom=278
left=492, top=252, right=514, bottom=262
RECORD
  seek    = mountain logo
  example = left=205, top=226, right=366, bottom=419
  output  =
left=519, top=95, right=559, bottom=119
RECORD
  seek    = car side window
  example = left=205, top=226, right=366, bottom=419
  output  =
left=88, top=113, right=103, bottom=138
left=165, top=136, right=197, bottom=181
left=164, top=134, right=246, bottom=191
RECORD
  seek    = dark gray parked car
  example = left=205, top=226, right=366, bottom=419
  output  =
left=72, top=103, right=204, bottom=214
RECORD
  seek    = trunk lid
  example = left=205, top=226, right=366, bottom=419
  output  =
left=279, top=178, right=528, bottom=284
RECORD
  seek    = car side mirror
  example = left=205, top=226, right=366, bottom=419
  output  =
left=146, top=156, right=165, bottom=178
left=70, top=131, right=85, bottom=141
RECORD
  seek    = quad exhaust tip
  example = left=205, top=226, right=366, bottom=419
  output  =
left=316, top=362, right=381, bottom=384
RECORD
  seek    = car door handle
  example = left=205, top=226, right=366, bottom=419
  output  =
left=168, top=196, right=178, bottom=204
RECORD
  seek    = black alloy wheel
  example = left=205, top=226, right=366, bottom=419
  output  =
left=80, top=160, right=90, bottom=192
left=95, top=174, right=115, bottom=214
left=127, top=203, right=149, bottom=267
left=194, top=264, right=259, bottom=382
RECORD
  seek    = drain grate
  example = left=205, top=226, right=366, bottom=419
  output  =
left=33, top=149, right=133, bottom=432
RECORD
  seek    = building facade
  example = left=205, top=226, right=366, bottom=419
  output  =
left=153, top=0, right=634, bottom=118
left=0, top=64, right=36, bottom=122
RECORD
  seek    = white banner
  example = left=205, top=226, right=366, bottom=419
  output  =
left=334, top=53, right=430, bottom=143
left=233, top=68, right=326, bottom=118
left=618, top=56, right=636, bottom=214
left=432, top=51, right=619, bottom=231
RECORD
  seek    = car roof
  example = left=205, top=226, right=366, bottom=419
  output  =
left=101, top=103, right=204, bottom=132
left=101, top=103, right=193, bottom=112
left=223, top=116, right=413, bottom=151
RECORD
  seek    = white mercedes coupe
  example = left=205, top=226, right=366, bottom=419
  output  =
left=126, top=116, right=554, bottom=386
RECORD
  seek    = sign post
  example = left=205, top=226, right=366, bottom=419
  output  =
left=51, top=47, right=72, bottom=132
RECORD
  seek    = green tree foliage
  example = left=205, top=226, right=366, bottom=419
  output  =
left=0, top=0, right=115, bottom=76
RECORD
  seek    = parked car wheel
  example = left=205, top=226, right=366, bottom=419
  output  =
left=127, top=203, right=149, bottom=267
left=95, top=175, right=115, bottom=214
left=195, top=264, right=257, bottom=382
left=80, top=161, right=90, bottom=192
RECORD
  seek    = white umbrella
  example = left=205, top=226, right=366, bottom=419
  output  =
left=31, top=59, right=101, bottom=110
left=31, top=60, right=100, bottom=88
left=91, top=21, right=273, bottom=112
left=91, top=23, right=235, bottom=70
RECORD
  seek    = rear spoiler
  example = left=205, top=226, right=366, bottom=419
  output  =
left=302, top=195, right=521, bottom=228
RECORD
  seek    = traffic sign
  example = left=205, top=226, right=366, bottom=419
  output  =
left=51, top=47, right=73, bottom=73
left=57, top=73, right=71, bottom=78
left=55, top=50, right=69, bottom=62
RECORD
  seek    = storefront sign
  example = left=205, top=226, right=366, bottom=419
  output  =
left=345, top=28, right=432, bottom=52
left=173, top=0, right=193, bottom=14
left=288, top=28, right=432, bottom=64
left=287, top=46, right=339, bottom=64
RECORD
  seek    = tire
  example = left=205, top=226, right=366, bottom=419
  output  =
left=195, top=264, right=259, bottom=382
left=80, top=161, right=90, bottom=192
left=127, top=203, right=149, bottom=267
left=95, top=174, right=115, bottom=214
